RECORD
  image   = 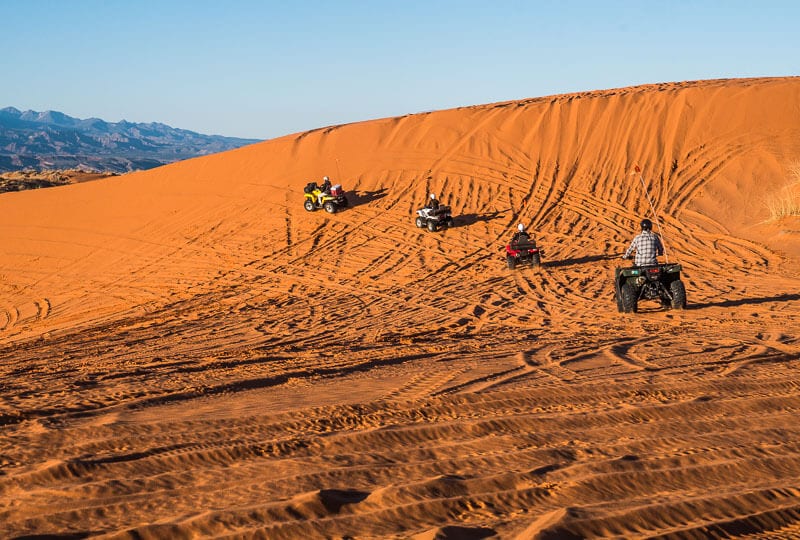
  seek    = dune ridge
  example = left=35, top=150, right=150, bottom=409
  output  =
left=2, top=77, right=800, bottom=538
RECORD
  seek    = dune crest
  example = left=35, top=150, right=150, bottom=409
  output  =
left=2, top=77, right=800, bottom=538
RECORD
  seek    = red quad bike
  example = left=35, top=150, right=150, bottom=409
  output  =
left=614, top=263, right=687, bottom=313
left=505, top=239, right=543, bottom=269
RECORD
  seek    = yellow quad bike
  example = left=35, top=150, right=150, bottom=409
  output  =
left=303, top=182, right=349, bottom=213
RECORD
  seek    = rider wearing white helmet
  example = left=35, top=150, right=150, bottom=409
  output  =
left=511, top=223, right=530, bottom=244
left=427, top=193, right=440, bottom=210
left=318, top=176, right=332, bottom=203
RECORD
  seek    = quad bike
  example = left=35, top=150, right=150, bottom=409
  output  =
left=303, top=182, right=349, bottom=213
left=505, top=238, right=543, bottom=269
left=614, top=263, right=687, bottom=313
left=415, top=205, right=454, bottom=232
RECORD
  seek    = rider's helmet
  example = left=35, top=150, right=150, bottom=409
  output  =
left=517, top=223, right=525, bottom=232
left=640, top=218, right=653, bottom=231
left=323, top=176, right=329, bottom=182
left=430, top=193, right=437, bottom=200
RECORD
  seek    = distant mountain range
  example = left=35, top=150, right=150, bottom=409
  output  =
left=0, top=107, right=262, bottom=173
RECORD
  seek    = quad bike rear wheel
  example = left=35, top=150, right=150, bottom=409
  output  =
left=304, top=199, right=315, bottom=212
left=620, top=282, right=638, bottom=313
left=324, top=201, right=336, bottom=214
left=531, top=254, right=541, bottom=268
left=506, top=255, right=516, bottom=270
left=670, top=280, right=687, bottom=309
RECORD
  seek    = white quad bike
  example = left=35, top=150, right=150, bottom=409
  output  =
left=415, top=205, right=454, bottom=232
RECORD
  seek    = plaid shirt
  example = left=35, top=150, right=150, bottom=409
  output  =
left=624, top=230, right=664, bottom=266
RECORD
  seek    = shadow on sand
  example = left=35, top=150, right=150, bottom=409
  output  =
left=630, top=292, right=800, bottom=313
left=454, top=210, right=507, bottom=227
left=543, top=253, right=618, bottom=268
left=347, top=188, right=388, bottom=206
left=688, top=293, right=800, bottom=310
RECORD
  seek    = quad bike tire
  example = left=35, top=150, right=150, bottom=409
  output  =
left=620, top=282, right=638, bottom=313
left=415, top=216, right=426, bottom=228
left=506, top=255, right=516, bottom=270
left=670, top=280, right=687, bottom=309
left=531, top=254, right=541, bottom=268
left=323, top=201, right=336, bottom=214
left=427, top=220, right=438, bottom=232
left=304, top=199, right=315, bottom=212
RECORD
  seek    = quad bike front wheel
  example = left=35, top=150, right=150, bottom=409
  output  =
left=506, top=255, right=516, bottom=270
left=531, top=254, right=541, bottom=268
left=304, top=199, right=315, bottom=212
left=670, top=280, right=687, bottom=309
left=415, top=216, right=426, bottom=228
left=427, top=220, right=437, bottom=232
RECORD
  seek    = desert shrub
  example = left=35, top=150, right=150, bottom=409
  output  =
left=764, top=161, right=800, bottom=220
left=790, top=162, right=800, bottom=183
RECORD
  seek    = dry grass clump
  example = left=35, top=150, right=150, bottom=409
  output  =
left=765, top=162, right=800, bottom=220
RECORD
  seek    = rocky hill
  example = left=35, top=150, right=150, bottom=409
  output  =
left=0, top=168, right=115, bottom=193
left=0, top=107, right=261, bottom=173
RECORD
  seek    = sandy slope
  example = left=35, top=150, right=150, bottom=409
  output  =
left=2, top=77, right=800, bottom=539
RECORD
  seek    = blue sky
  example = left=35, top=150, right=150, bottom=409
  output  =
left=1, top=0, right=798, bottom=139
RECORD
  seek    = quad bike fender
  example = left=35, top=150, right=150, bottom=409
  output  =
left=618, top=263, right=682, bottom=275
left=305, top=188, right=336, bottom=200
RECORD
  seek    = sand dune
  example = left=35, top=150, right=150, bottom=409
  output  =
left=2, top=77, right=800, bottom=538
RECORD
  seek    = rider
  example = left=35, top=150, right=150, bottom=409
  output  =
left=511, top=223, right=530, bottom=245
left=623, top=218, right=664, bottom=266
left=321, top=176, right=332, bottom=193
left=317, top=176, right=332, bottom=204
left=426, top=193, right=440, bottom=211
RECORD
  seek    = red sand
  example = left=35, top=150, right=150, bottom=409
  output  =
left=2, top=77, right=800, bottom=538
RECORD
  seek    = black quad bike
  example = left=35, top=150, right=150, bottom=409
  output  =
left=614, top=263, right=687, bottom=313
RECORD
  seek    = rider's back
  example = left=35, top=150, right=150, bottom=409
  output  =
left=631, top=230, right=662, bottom=266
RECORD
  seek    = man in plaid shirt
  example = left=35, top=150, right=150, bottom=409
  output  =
left=623, top=218, right=664, bottom=266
